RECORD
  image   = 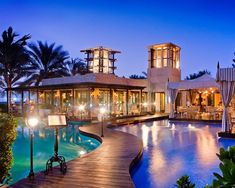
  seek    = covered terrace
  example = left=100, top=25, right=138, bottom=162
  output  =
left=6, top=73, right=148, bottom=120
left=168, top=74, right=222, bottom=121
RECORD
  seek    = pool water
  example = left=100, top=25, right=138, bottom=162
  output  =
left=116, top=120, right=235, bottom=188
left=10, top=121, right=100, bottom=184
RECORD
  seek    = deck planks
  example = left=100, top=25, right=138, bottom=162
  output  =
left=11, top=122, right=143, bottom=188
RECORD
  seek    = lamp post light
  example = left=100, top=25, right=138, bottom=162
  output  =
left=25, top=116, right=39, bottom=179
left=99, top=107, right=106, bottom=137
left=78, top=104, right=85, bottom=120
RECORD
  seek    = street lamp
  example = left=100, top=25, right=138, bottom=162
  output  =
left=25, top=116, right=39, bottom=179
left=78, top=104, right=85, bottom=120
left=99, top=107, right=106, bottom=137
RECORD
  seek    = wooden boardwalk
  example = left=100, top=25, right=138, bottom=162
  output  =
left=11, top=123, right=143, bottom=188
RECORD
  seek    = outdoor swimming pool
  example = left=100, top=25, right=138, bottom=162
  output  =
left=116, top=120, right=235, bottom=188
left=10, top=121, right=100, bottom=184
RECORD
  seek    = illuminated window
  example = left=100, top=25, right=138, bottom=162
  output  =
left=103, top=51, right=108, bottom=58
left=149, top=44, right=180, bottom=69
left=94, top=51, right=99, bottom=58
left=93, top=59, right=99, bottom=73
left=103, top=59, right=109, bottom=73
left=81, top=47, right=120, bottom=74
left=163, top=49, right=167, bottom=58
left=156, top=49, right=162, bottom=59
left=163, top=59, right=167, bottom=67
left=99, top=90, right=110, bottom=105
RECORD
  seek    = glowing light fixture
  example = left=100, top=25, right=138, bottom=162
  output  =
left=25, top=116, right=39, bottom=179
left=78, top=104, right=85, bottom=111
left=100, top=107, right=106, bottom=114
left=26, top=117, right=39, bottom=128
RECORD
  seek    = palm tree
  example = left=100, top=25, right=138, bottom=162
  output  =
left=129, top=72, right=147, bottom=79
left=66, top=58, right=88, bottom=76
left=28, top=41, right=70, bottom=86
left=232, top=53, right=235, bottom=67
left=185, top=70, right=211, bottom=80
left=0, top=27, right=31, bottom=111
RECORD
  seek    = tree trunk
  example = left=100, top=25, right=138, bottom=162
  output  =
left=7, top=76, right=12, bottom=114
left=7, top=89, right=12, bottom=114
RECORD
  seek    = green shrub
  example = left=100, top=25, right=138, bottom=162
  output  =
left=208, top=146, right=235, bottom=188
left=175, top=175, right=195, bottom=188
left=216, top=147, right=235, bottom=163
left=0, top=103, right=7, bottom=113
left=0, top=113, right=17, bottom=184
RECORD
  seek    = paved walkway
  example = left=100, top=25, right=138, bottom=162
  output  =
left=12, top=123, right=143, bottom=188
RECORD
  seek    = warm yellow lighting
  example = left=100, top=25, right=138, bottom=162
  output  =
left=143, top=102, right=148, bottom=107
left=79, top=150, right=86, bottom=155
left=78, top=104, right=85, bottom=111
left=39, top=130, right=45, bottom=138
left=141, top=124, right=149, bottom=148
left=188, top=124, right=197, bottom=130
left=171, top=124, right=176, bottom=130
left=100, top=107, right=106, bottom=114
left=26, top=117, right=39, bottom=128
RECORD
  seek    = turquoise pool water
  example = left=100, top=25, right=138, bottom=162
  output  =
left=10, top=121, right=100, bottom=184
left=116, top=120, right=235, bottom=188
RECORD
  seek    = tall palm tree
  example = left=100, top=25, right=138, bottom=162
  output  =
left=28, top=41, right=70, bottom=86
left=67, top=58, right=88, bottom=76
left=0, top=27, right=31, bottom=111
left=232, top=53, right=235, bottom=67
left=185, top=70, right=211, bottom=80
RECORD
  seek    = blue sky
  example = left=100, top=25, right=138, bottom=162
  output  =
left=1, top=0, right=235, bottom=78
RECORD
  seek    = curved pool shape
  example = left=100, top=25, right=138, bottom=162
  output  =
left=11, top=121, right=100, bottom=184
left=116, top=120, right=235, bottom=188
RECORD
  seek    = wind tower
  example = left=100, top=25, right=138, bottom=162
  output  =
left=147, top=43, right=181, bottom=112
left=80, top=46, right=120, bottom=74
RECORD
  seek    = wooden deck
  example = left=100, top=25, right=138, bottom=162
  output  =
left=11, top=123, right=143, bottom=188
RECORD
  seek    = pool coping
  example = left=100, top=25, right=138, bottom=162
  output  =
left=169, top=118, right=221, bottom=124
left=218, top=131, right=235, bottom=139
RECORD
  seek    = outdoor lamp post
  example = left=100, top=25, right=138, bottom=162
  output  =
left=78, top=104, right=85, bottom=120
left=99, top=107, right=106, bottom=137
left=25, top=116, right=39, bottom=179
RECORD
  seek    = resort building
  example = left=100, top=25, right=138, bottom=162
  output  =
left=8, top=43, right=232, bottom=125
left=9, top=46, right=148, bottom=119
left=147, top=43, right=181, bottom=113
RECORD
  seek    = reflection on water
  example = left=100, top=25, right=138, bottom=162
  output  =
left=11, top=121, right=100, bottom=184
left=116, top=120, right=235, bottom=188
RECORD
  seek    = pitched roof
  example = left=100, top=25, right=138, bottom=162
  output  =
left=168, top=73, right=219, bottom=90
left=42, top=73, right=147, bottom=88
